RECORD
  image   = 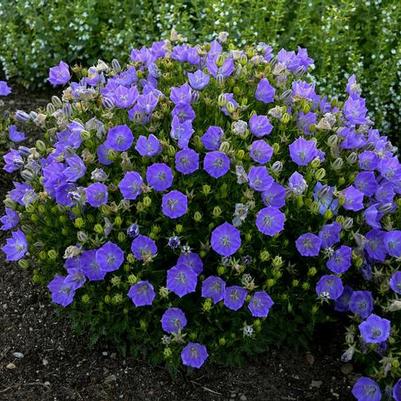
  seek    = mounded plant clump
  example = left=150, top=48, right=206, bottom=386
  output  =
left=2, top=38, right=401, bottom=399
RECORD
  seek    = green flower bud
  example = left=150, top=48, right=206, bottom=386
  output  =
left=159, top=286, right=170, bottom=298
left=30, top=214, right=39, bottom=223
left=94, top=224, right=103, bottom=234
left=39, top=250, right=47, bottom=261
left=202, top=298, right=213, bottom=312
left=309, top=201, right=320, bottom=214
left=140, top=319, right=147, bottom=330
left=127, top=254, right=136, bottom=264
left=272, top=143, right=280, bottom=154
left=392, top=359, right=400, bottom=369
left=118, top=232, right=126, bottom=243
left=245, top=232, right=252, bottom=242
left=112, top=294, right=123, bottom=304
left=123, top=264, right=130, bottom=273
left=311, top=305, right=319, bottom=314
left=35, top=140, right=47, bottom=153
left=175, top=224, right=183, bottom=234
left=213, top=206, right=222, bottom=218
left=194, top=211, right=202, bottom=222
left=202, top=184, right=211, bottom=196
left=296, top=195, right=304, bottom=208
left=218, top=93, right=227, bottom=107
left=266, top=278, right=275, bottom=288
left=104, top=295, right=111, bottom=304
left=143, top=196, right=152, bottom=207
left=82, top=294, right=90, bottom=304
left=315, top=168, right=326, bottom=180
left=226, top=101, right=236, bottom=113
left=281, top=113, right=290, bottom=124
left=236, top=149, right=245, bottom=160
left=32, top=273, right=41, bottom=284
left=128, top=274, right=138, bottom=285
left=324, top=209, right=334, bottom=220
left=136, top=202, right=145, bottom=212
left=38, top=205, right=46, bottom=214
left=111, top=276, right=121, bottom=287
left=220, top=141, right=231, bottom=153
left=272, top=256, right=283, bottom=268
left=302, top=100, right=311, bottom=113
left=308, top=267, right=317, bottom=277
left=59, top=215, right=68, bottom=224
left=163, top=347, right=172, bottom=359
left=74, top=217, right=85, bottom=229
left=302, top=282, right=310, bottom=291
left=114, top=216, right=122, bottom=226
left=18, top=259, right=29, bottom=269
left=217, top=265, right=226, bottom=275
left=80, top=130, right=91, bottom=141
left=260, top=250, right=270, bottom=262
left=189, top=332, right=197, bottom=341
left=311, top=158, right=321, bottom=169
left=338, top=177, right=346, bottom=186
left=219, top=337, right=226, bottom=346
left=48, top=249, right=57, bottom=260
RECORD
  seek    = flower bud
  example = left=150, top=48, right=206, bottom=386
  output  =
left=111, top=59, right=121, bottom=72
left=218, top=93, right=227, bottom=106
left=117, top=232, right=126, bottom=242
left=35, top=140, right=47, bottom=153
left=226, top=102, right=236, bottom=113
left=308, top=267, right=317, bottom=277
left=143, top=196, right=152, bottom=207
left=77, top=231, right=88, bottom=243
left=219, top=337, right=226, bottom=346
left=260, top=249, right=270, bottom=262
left=217, top=265, right=226, bottom=275
left=292, top=279, right=299, bottom=287
left=193, top=211, right=202, bottom=222
left=202, top=298, right=213, bottom=312
left=18, top=259, right=29, bottom=269
left=236, top=149, right=245, bottom=160
left=81, top=294, right=90, bottom=304
left=281, top=113, right=290, bottom=124
left=272, top=256, right=283, bottom=268
left=15, top=110, right=31, bottom=122
left=347, top=152, right=358, bottom=164
left=213, top=206, right=222, bottom=218
left=163, top=347, right=172, bottom=359
left=94, top=224, right=103, bottom=234
left=315, top=168, right=326, bottom=180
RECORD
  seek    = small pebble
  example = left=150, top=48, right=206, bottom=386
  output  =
left=12, top=352, right=24, bottom=359
left=6, top=362, right=16, bottom=369
left=311, top=380, right=323, bottom=388
left=240, top=395, right=247, bottom=401
left=104, top=374, right=117, bottom=384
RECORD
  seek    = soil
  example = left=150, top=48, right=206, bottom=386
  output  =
left=0, top=89, right=355, bottom=401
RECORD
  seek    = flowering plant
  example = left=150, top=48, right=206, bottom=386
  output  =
left=2, top=38, right=401, bottom=398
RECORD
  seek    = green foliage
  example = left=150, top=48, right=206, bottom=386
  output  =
left=0, top=0, right=400, bottom=138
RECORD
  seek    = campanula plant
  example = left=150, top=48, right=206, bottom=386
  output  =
left=2, top=37, right=401, bottom=399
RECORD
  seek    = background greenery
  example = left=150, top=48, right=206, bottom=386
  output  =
left=0, top=0, right=400, bottom=137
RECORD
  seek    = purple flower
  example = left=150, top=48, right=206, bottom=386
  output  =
left=166, top=264, right=197, bottom=297
left=97, top=143, right=113, bottom=165
left=250, top=140, right=273, bottom=164
left=0, top=80, right=11, bottom=96
left=3, top=149, right=24, bottom=173
left=162, top=190, right=188, bottom=219
left=220, top=93, right=238, bottom=115
left=354, top=172, right=377, bottom=196
left=201, top=276, right=226, bottom=304
left=8, top=125, right=26, bottom=142
left=248, top=166, right=274, bottom=192
left=288, top=172, right=308, bottom=195
left=80, top=250, right=106, bottom=281
left=384, top=231, right=401, bottom=258
left=256, top=207, right=285, bottom=236
left=288, top=47, right=314, bottom=72
left=261, top=182, right=286, bottom=208
left=86, top=183, right=108, bottom=207
left=203, top=151, right=230, bottom=179
left=127, top=223, right=140, bottom=238
left=211, top=222, right=241, bottom=257
left=64, top=267, right=87, bottom=290
left=170, top=83, right=192, bottom=105
left=342, top=185, right=364, bottom=211
left=297, top=112, right=317, bottom=135
left=255, top=78, right=275, bottom=103
left=161, top=307, right=187, bottom=334
left=136, top=91, right=158, bottom=114
left=188, top=70, right=210, bottom=90
left=326, top=245, right=352, bottom=274
left=289, top=137, right=319, bottom=166
left=9, top=182, right=35, bottom=206
left=393, top=379, right=401, bottom=401
left=175, top=148, right=199, bottom=175
left=172, top=103, right=195, bottom=123
left=146, top=163, right=173, bottom=191
left=96, top=242, right=124, bottom=272
left=248, top=291, right=274, bottom=317
left=249, top=114, right=273, bottom=137
left=64, top=154, right=87, bottom=182
left=224, top=285, right=247, bottom=311
left=106, top=125, right=134, bottom=152
left=111, top=85, right=138, bottom=109
left=118, top=171, right=143, bottom=200
left=135, top=134, right=162, bottom=157
left=390, top=271, right=401, bottom=294
left=343, top=95, right=368, bottom=125
left=352, top=377, right=381, bottom=401
left=319, top=222, right=342, bottom=248
left=349, top=291, right=374, bottom=319
left=334, top=285, right=353, bottom=312
left=292, top=80, right=316, bottom=101
left=0, top=208, right=19, bottom=231
left=48, top=61, right=71, bottom=86
left=181, top=342, right=208, bottom=368
left=170, top=116, right=194, bottom=149
left=2, top=229, right=28, bottom=261
left=316, top=275, right=344, bottom=300
left=131, top=235, right=157, bottom=261
left=296, top=233, right=321, bottom=256
left=365, top=229, right=386, bottom=262
left=48, top=275, right=75, bottom=307
left=128, top=280, right=156, bottom=307
left=177, top=252, right=203, bottom=275
left=201, top=126, right=224, bottom=151
left=359, top=151, right=379, bottom=171
left=359, top=314, right=391, bottom=344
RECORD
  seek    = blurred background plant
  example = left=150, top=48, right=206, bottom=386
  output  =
left=1, top=0, right=400, bottom=139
